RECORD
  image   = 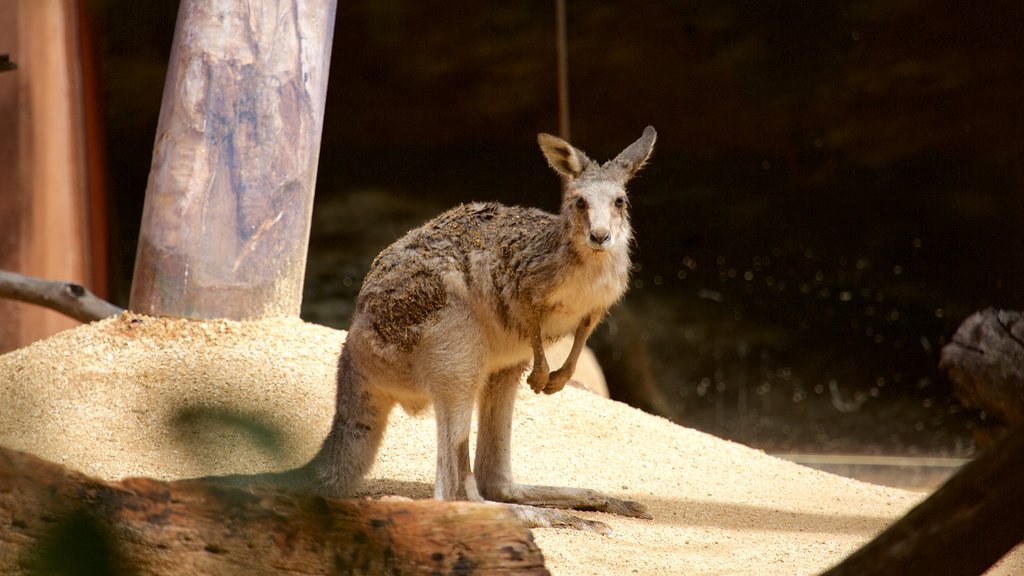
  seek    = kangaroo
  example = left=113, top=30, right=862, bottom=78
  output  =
left=300, top=127, right=656, bottom=533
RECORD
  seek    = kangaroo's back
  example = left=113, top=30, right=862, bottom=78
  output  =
left=353, top=201, right=564, bottom=354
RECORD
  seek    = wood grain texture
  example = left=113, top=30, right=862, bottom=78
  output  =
left=130, top=0, right=337, bottom=320
left=0, top=447, right=549, bottom=575
left=941, top=308, right=1024, bottom=445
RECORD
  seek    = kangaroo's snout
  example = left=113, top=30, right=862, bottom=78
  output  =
left=588, top=228, right=612, bottom=249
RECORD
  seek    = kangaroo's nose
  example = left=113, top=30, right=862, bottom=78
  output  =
left=589, top=228, right=611, bottom=246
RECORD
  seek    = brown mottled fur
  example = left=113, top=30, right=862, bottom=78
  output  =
left=306, top=127, right=657, bottom=533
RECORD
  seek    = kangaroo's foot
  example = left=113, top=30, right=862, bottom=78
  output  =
left=510, top=484, right=651, bottom=518
left=507, top=504, right=615, bottom=535
left=485, top=483, right=652, bottom=534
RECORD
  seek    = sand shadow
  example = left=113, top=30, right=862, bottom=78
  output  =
left=640, top=494, right=899, bottom=535
left=169, top=405, right=299, bottom=473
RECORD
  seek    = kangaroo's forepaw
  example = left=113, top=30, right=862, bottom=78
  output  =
left=507, top=504, right=614, bottom=536
left=527, top=367, right=549, bottom=393
left=543, top=367, right=573, bottom=394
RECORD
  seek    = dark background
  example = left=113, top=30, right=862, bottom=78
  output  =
left=93, top=1, right=1024, bottom=457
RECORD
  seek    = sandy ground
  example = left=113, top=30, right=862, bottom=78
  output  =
left=1, top=313, right=1021, bottom=575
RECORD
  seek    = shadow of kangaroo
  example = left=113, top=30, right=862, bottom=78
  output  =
left=239, top=127, right=656, bottom=534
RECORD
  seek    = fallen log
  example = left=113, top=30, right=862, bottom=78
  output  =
left=0, top=447, right=548, bottom=575
left=820, top=423, right=1024, bottom=576
left=0, top=269, right=123, bottom=323
left=940, top=308, right=1024, bottom=446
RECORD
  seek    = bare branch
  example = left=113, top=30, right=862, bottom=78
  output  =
left=0, top=269, right=123, bottom=323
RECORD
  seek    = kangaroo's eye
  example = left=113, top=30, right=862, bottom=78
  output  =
left=574, top=197, right=587, bottom=209
left=614, top=196, right=627, bottom=208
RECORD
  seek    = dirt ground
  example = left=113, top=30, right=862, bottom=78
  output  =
left=1, top=313, right=1021, bottom=575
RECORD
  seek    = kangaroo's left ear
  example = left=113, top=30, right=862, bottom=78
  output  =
left=611, top=126, right=657, bottom=179
left=538, top=132, right=593, bottom=179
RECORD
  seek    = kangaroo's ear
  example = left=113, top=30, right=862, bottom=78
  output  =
left=538, top=133, right=592, bottom=179
left=611, top=126, right=657, bottom=179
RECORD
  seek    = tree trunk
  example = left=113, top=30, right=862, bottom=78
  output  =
left=0, top=447, right=548, bottom=575
left=129, top=0, right=337, bottom=320
left=820, top=424, right=1024, bottom=576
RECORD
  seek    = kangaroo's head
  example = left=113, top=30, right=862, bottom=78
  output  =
left=538, top=126, right=656, bottom=254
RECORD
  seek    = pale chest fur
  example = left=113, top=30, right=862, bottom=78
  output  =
left=537, top=245, right=631, bottom=340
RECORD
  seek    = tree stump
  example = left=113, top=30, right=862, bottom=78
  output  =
left=0, top=447, right=548, bottom=575
left=940, top=308, right=1024, bottom=446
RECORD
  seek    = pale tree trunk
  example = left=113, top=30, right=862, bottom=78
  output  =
left=129, top=0, right=337, bottom=320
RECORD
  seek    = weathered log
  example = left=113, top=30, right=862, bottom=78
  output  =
left=820, top=424, right=1024, bottom=576
left=940, top=308, right=1024, bottom=445
left=0, top=269, right=123, bottom=323
left=0, top=447, right=548, bottom=575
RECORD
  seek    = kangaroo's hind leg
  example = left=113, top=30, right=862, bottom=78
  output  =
left=431, top=379, right=477, bottom=502
left=474, top=363, right=652, bottom=534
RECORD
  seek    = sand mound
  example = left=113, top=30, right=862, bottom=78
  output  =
left=0, top=313, right=1019, bottom=574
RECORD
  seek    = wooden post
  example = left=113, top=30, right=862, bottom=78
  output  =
left=129, top=0, right=337, bottom=320
left=0, top=0, right=92, bottom=353
left=555, top=0, right=570, bottom=142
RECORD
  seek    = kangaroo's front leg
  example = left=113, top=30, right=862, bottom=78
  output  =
left=476, top=364, right=652, bottom=534
left=527, top=312, right=601, bottom=395
left=543, top=313, right=599, bottom=395
left=526, top=323, right=550, bottom=393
